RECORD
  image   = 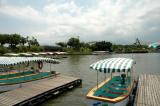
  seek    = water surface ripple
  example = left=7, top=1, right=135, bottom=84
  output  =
left=42, top=53, right=160, bottom=106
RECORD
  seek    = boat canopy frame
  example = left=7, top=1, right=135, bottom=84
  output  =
left=90, top=57, right=135, bottom=73
left=90, top=57, right=136, bottom=88
left=0, top=57, right=60, bottom=67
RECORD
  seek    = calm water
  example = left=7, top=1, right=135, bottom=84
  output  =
left=42, top=53, right=160, bottom=106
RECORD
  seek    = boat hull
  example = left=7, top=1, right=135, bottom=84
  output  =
left=87, top=76, right=134, bottom=106
left=92, top=96, right=129, bottom=106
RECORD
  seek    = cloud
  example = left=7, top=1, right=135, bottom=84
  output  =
left=0, top=5, right=43, bottom=22
left=0, top=0, right=160, bottom=44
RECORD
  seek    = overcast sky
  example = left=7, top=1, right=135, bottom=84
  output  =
left=0, top=0, right=160, bottom=45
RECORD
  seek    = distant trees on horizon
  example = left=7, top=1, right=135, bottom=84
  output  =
left=0, top=33, right=42, bottom=54
left=0, top=33, right=153, bottom=54
left=0, top=33, right=39, bottom=48
left=55, top=37, right=113, bottom=54
left=55, top=37, right=152, bottom=53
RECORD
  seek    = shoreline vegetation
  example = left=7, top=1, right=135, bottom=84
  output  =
left=0, top=33, right=155, bottom=55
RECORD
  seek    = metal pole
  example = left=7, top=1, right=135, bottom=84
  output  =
left=111, top=72, right=112, bottom=79
left=97, top=70, right=98, bottom=88
left=50, top=63, right=51, bottom=72
left=7, top=66, right=10, bottom=80
left=127, top=71, right=128, bottom=84
left=23, top=63, right=25, bottom=86
left=19, top=64, right=22, bottom=88
left=130, top=67, right=132, bottom=87
left=50, top=63, right=52, bottom=77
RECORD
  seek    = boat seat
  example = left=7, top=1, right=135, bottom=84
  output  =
left=111, top=83, right=127, bottom=89
left=108, top=91, right=123, bottom=95
left=94, top=88, right=122, bottom=98
left=109, top=86, right=127, bottom=91
left=104, top=92, right=119, bottom=98
left=98, top=94, right=115, bottom=99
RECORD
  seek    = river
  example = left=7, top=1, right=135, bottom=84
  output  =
left=42, top=53, right=160, bottom=106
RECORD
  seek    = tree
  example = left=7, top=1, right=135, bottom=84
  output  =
left=43, top=45, right=62, bottom=52
left=80, top=42, right=90, bottom=48
left=56, top=42, right=67, bottom=48
left=20, top=36, right=27, bottom=46
left=0, top=46, right=9, bottom=54
left=27, top=36, right=39, bottom=48
left=0, top=34, right=9, bottom=46
left=29, top=45, right=43, bottom=52
left=91, top=41, right=112, bottom=52
left=8, top=34, right=21, bottom=48
left=67, top=37, right=80, bottom=50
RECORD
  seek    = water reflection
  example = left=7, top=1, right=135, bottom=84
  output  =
left=42, top=53, right=160, bottom=106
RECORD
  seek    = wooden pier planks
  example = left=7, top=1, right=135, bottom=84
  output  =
left=135, top=74, right=160, bottom=106
left=0, top=75, right=81, bottom=106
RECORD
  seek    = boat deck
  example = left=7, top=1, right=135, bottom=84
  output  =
left=94, top=76, right=130, bottom=99
left=135, top=74, right=160, bottom=106
left=0, top=75, right=82, bottom=106
left=87, top=75, right=133, bottom=103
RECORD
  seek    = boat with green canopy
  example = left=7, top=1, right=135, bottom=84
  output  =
left=0, top=57, right=60, bottom=92
left=86, top=57, right=136, bottom=106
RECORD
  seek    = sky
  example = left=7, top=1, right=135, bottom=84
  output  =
left=0, top=0, right=160, bottom=45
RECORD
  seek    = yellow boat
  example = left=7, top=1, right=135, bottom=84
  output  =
left=86, top=58, right=136, bottom=106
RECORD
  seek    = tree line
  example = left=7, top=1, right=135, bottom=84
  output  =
left=0, top=34, right=152, bottom=55
left=0, top=34, right=39, bottom=48
left=56, top=37, right=112, bottom=54
left=0, top=33, right=42, bottom=54
left=55, top=37, right=152, bottom=54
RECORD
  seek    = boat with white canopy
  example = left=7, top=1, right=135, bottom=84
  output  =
left=86, top=57, right=136, bottom=106
left=4, top=53, right=20, bottom=56
left=18, top=53, right=33, bottom=57
left=0, top=57, right=60, bottom=92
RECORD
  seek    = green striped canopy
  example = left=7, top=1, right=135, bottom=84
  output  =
left=90, top=58, right=135, bottom=73
left=0, top=57, right=60, bottom=67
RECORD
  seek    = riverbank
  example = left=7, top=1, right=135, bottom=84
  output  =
left=1, top=51, right=157, bottom=57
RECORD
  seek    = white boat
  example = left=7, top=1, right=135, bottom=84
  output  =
left=92, top=51, right=109, bottom=55
left=86, top=58, right=136, bottom=106
left=0, top=57, right=60, bottom=92
left=31, top=52, right=39, bottom=56
left=19, top=53, right=32, bottom=57
left=4, top=53, right=20, bottom=56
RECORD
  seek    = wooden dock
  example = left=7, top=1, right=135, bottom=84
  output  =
left=0, top=75, right=82, bottom=106
left=135, top=74, right=160, bottom=106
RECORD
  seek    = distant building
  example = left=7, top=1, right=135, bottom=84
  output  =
left=148, top=42, right=160, bottom=49
left=149, top=42, right=160, bottom=52
left=88, top=41, right=96, bottom=46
